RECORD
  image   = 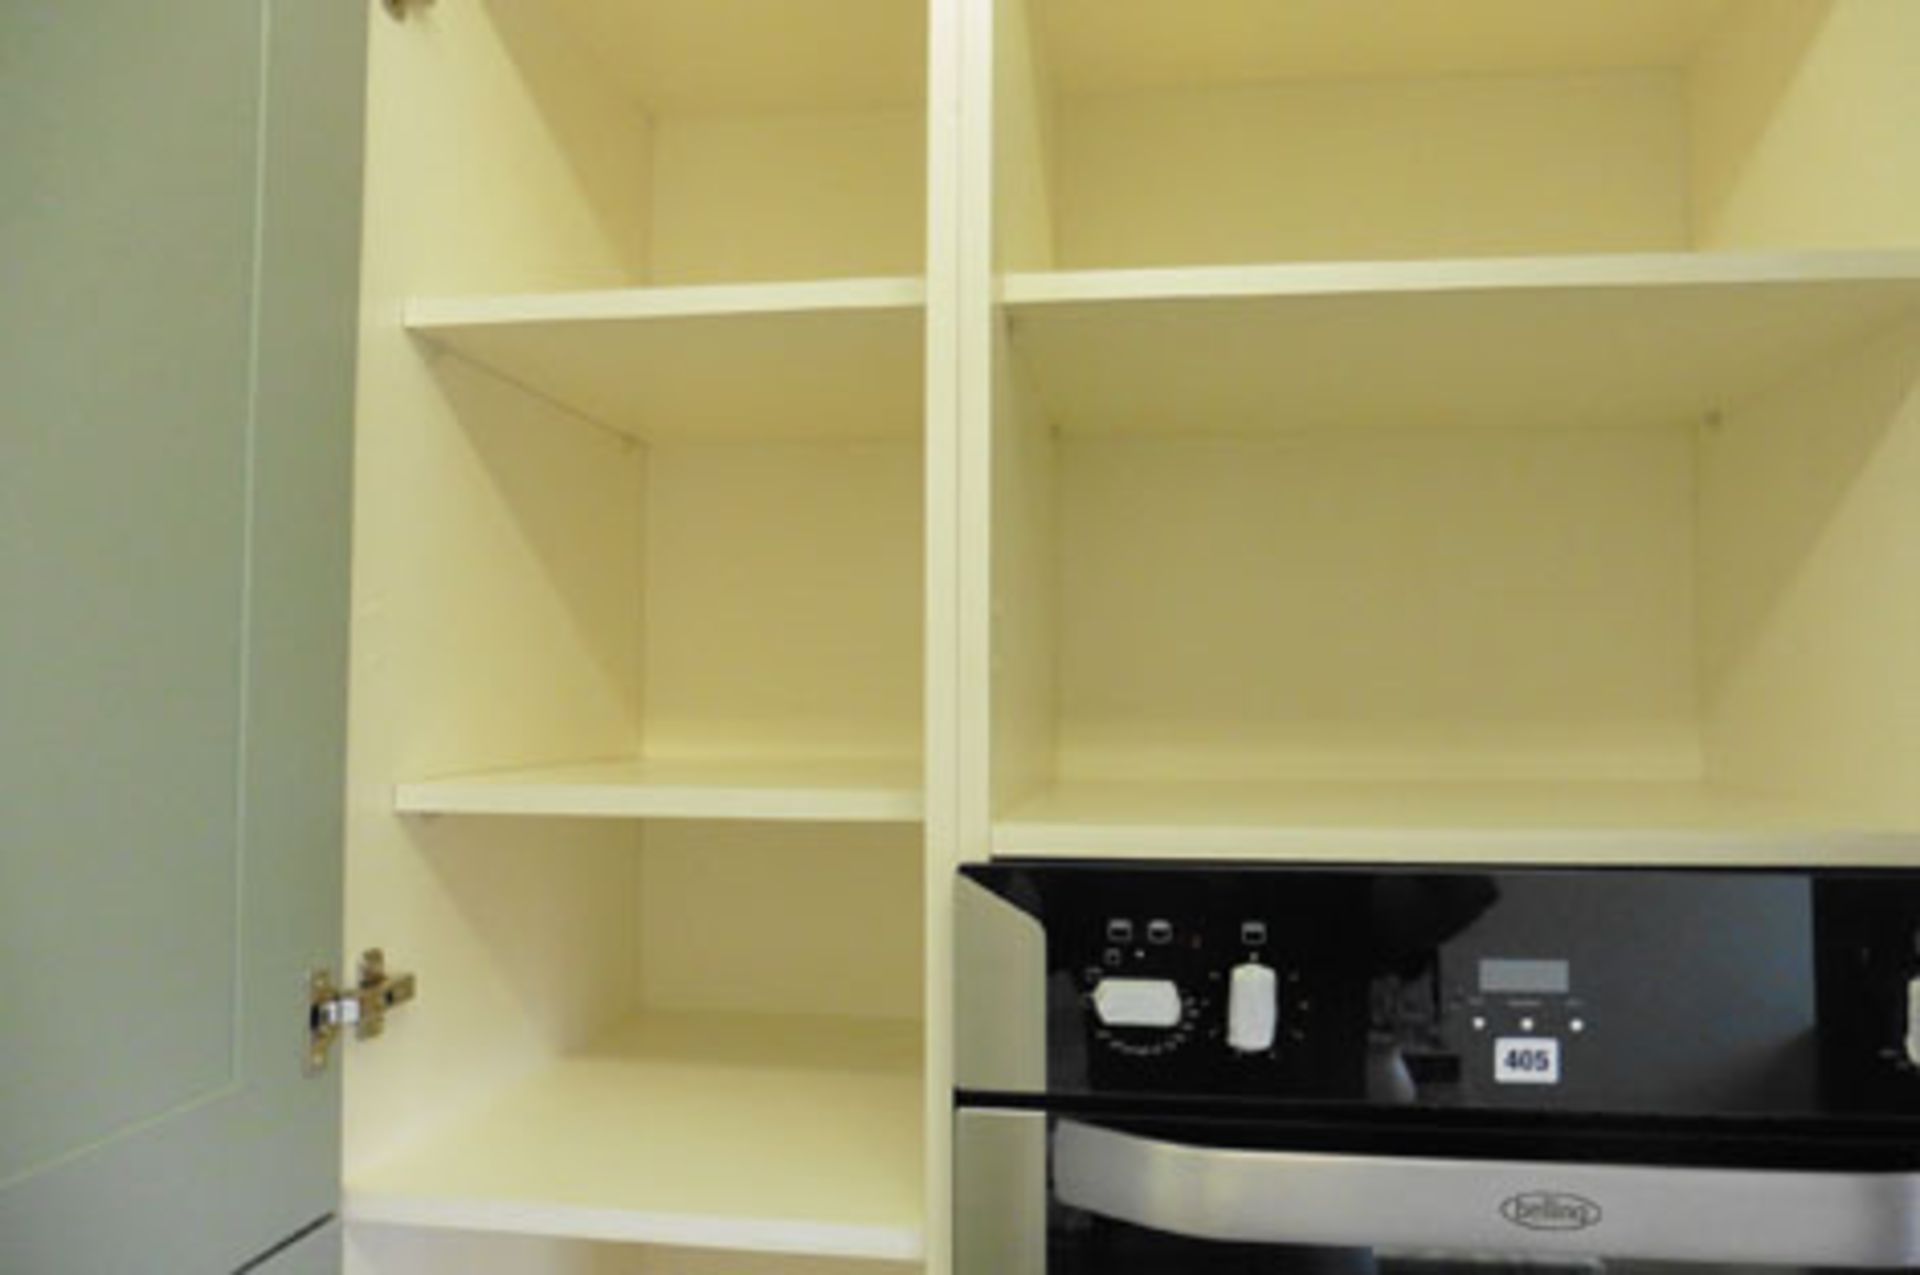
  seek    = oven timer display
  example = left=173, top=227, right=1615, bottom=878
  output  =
left=1480, top=958, right=1571, bottom=995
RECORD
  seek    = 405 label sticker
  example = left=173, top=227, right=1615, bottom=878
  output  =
left=1494, top=1037, right=1561, bottom=1084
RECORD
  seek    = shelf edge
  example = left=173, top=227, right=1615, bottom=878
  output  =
left=407, top=276, right=929, bottom=331
left=1000, top=249, right=1920, bottom=309
left=394, top=780, right=925, bottom=823
left=341, top=1192, right=926, bottom=1261
left=991, top=821, right=1920, bottom=864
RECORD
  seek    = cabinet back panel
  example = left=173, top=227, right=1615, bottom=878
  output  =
left=1055, top=430, right=1701, bottom=781
left=638, top=823, right=924, bottom=1020
left=1052, top=70, right=1690, bottom=268
left=549, top=0, right=927, bottom=114
left=1036, top=0, right=1734, bottom=96
left=641, top=441, right=924, bottom=762
left=650, top=109, right=927, bottom=283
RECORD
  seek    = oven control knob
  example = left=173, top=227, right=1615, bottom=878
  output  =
left=1905, top=976, right=1920, bottom=1068
left=1092, top=978, right=1183, bottom=1029
left=1227, top=961, right=1279, bottom=1053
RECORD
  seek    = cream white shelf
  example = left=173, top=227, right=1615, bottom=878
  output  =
left=345, top=1011, right=925, bottom=1260
left=1002, top=251, right=1920, bottom=436
left=407, top=277, right=925, bottom=442
left=994, top=779, right=1920, bottom=863
left=396, top=758, right=923, bottom=824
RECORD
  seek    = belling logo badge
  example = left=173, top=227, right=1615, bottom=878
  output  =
left=1500, top=1191, right=1603, bottom=1232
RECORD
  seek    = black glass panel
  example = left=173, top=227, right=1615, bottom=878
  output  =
left=963, top=862, right=1920, bottom=1131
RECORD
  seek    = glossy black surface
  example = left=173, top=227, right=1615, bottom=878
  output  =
left=960, top=861, right=1920, bottom=1125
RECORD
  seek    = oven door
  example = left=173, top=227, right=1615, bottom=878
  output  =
left=956, top=1111, right=1920, bottom=1275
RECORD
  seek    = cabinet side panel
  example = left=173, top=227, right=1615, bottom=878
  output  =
left=931, top=0, right=981, bottom=1270
left=344, top=5, right=648, bottom=1180
left=371, top=366, right=646, bottom=776
left=342, top=365, right=646, bottom=1163
left=993, top=0, right=1058, bottom=270
left=649, top=109, right=926, bottom=283
left=990, top=323, right=1059, bottom=812
left=1690, top=0, right=1920, bottom=250
left=1698, top=321, right=1920, bottom=833
left=1055, top=429, right=1701, bottom=782
left=361, top=0, right=648, bottom=291
left=1053, top=69, right=1690, bottom=268
left=988, top=0, right=1062, bottom=819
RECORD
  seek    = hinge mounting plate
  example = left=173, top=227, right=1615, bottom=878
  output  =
left=308, top=948, right=417, bottom=1074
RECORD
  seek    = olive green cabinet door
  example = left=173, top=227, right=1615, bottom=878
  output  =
left=1, top=2, right=365, bottom=1270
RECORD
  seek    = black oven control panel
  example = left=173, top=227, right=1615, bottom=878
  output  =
left=960, top=861, right=1920, bottom=1120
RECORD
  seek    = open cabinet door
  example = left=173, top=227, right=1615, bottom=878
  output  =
left=1, top=2, right=366, bottom=1271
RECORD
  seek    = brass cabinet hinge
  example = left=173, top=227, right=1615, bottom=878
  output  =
left=308, top=948, right=418, bottom=1074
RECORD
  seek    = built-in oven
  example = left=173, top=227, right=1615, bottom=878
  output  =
left=955, top=861, right=1920, bottom=1273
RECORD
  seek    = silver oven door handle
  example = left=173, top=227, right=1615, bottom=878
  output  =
left=1053, top=1120, right=1920, bottom=1267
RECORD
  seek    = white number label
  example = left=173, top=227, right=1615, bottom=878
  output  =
left=1494, top=1037, right=1561, bottom=1085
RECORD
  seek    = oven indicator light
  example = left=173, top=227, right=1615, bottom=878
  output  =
left=1494, top=1037, right=1562, bottom=1084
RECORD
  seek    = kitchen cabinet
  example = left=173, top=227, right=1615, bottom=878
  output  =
left=966, top=0, right=1920, bottom=865
left=352, top=4, right=1920, bottom=1272
left=314, top=0, right=1920, bottom=1270
left=7, top=3, right=1918, bottom=1274
left=339, top=2, right=938, bottom=1272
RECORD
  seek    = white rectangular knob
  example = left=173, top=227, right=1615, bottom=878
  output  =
left=1906, top=976, right=1920, bottom=1068
left=1093, top=978, right=1182, bottom=1029
left=1227, top=962, right=1279, bottom=1053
